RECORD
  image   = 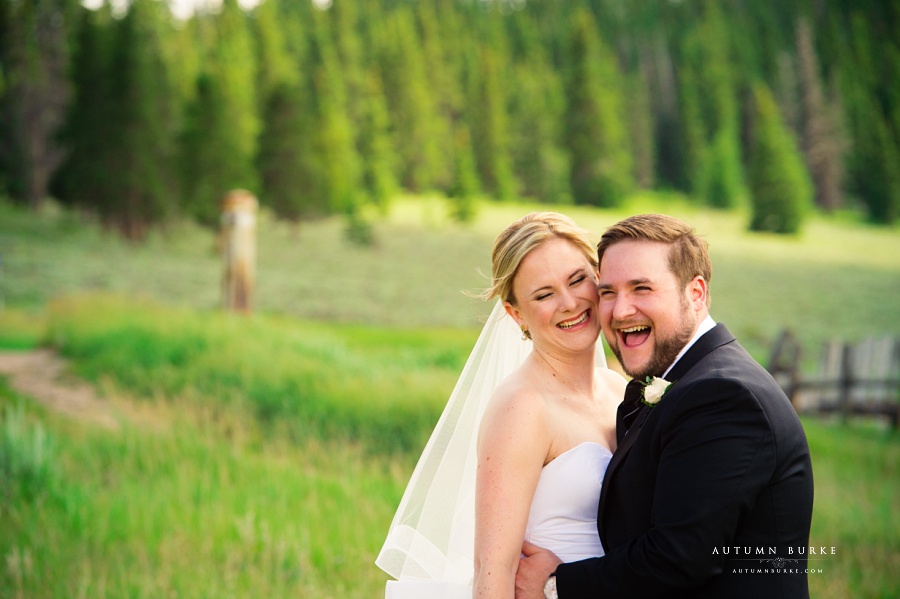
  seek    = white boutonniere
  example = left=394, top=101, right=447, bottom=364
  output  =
left=641, top=376, right=673, bottom=407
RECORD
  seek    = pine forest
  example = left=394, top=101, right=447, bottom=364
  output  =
left=1, top=0, right=898, bottom=238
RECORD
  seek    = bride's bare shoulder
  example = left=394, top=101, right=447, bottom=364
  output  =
left=489, top=368, right=545, bottom=411
left=480, top=367, right=548, bottom=434
left=596, top=366, right=628, bottom=400
left=478, top=371, right=552, bottom=462
left=597, top=366, right=628, bottom=384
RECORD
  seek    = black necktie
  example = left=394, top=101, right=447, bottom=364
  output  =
left=617, top=379, right=645, bottom=444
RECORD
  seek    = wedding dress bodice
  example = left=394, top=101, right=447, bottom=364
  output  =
left=525, top=441, right=611, bottom=562
left=383, top=441, right=611, bottom=598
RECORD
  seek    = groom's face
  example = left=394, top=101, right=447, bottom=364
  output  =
left=597, top=240, right=702, bottom=380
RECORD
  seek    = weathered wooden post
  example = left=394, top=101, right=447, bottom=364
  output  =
left=838, top=342, right=854, bottom=423
left=220, top=189, right=258, bottom=313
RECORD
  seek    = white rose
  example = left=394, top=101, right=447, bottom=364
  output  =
left=643, top=377, right=671, bottom=405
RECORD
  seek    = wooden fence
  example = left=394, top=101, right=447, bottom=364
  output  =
left=768, top=331, right=900, bottom=427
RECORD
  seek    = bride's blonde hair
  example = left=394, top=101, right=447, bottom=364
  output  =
left=482, top=212, right=597, bottom=305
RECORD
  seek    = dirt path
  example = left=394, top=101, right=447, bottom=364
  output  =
left=0, top=349, right=119, bottom=429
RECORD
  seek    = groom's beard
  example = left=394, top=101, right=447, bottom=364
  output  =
left=611, top=294, right=697, bottom=381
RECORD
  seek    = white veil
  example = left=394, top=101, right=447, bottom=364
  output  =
left=375, top=300, right=607, bottom=594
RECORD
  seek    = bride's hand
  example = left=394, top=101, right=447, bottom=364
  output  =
left=516, top=541, right=562, bottom=599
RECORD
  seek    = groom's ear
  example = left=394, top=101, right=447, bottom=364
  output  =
left=687, top=275, right=709, bottom=310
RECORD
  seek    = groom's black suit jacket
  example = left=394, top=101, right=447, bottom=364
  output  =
left=556, top=323, right=814, bottom=598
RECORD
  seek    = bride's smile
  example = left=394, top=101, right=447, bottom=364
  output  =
left=557, top=309, right=591, bottom=330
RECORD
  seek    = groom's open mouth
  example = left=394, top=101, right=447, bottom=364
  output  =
left=557, top=309, right=591, bottom=330
left=619, top=324, right=651, bottom=348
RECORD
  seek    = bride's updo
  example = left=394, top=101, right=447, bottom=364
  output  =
left=483, top=212, right=597, bottom=305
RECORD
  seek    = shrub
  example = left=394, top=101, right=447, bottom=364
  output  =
left=0, top=402, right=56, bottom=503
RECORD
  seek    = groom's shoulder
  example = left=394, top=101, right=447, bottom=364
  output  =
left=700, top=325, right=768, bottom=374
left=682, top=338, right=798, bottom=422
left=693, top=342, right=779, bottom=392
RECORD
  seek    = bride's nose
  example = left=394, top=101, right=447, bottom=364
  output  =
left=559, top=287, right=579, bottom=311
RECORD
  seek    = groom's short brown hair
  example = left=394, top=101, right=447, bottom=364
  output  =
left=597, top=214, right=712, bottom=306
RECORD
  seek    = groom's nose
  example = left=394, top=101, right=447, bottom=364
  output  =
left=610, top=292, right=637, bottom=321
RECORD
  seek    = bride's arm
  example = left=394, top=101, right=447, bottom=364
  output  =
left=474, top=384, right=550, bottom=599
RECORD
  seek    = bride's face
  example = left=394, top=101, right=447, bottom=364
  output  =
left=504, top=238, right=601, bottom=353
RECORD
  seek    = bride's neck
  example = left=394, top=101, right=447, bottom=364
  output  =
left=531, top=345, right=596, bottom=392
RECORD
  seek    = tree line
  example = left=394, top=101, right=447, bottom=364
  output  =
left=1, top=0, right=897, bottom=239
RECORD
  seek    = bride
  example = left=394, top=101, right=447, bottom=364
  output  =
left=377, top=212, right=626, bottom=598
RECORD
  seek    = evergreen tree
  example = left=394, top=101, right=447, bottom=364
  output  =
left=0, top=0, right=73, bottom=208
left=846, top=90, right=900, bottom=223
left=504, top=14, right=570, bottom=204
left=256, top=81, right=326, bottom=221
left=840, top=13, right=900, bottom=223
left=626, top=72, right=656, bottom=189
left=253, top=0, right=336, bottom=223
left=253, top=0, right=298, bottom=98
left=675, top=56, right=705, bottom=195
left=796, top=17, right=844, bottom=212
left=308, top=13, right=363, bottom=221
left=357, top=69, right=398, bottom=211
left=99, top=0, right=178, bottom=238
left=677, top=2, right=746, bottom=207
left=563, top=8, right=633, bottom=207
left=414, top=1, right=456, bottom=192
left=447, top=125, right=480, bottom=223
left=508, top=57, right=571, bottom=203
left=329, top=1, right=399, bottom=211
left=53, top=5, right=112, bottom=212
left=182, top=0, right=260, bottom=226
left=471, top=45, right=517, bottom=200
left=376, top=7, right=445, bottom=193
left=747, top=84, right=812, bottom=234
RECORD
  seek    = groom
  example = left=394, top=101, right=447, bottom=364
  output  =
left=516, top=214, right=814, bottom=598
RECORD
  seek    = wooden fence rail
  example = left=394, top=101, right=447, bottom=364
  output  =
left=767, top=331, right=900, bottom=428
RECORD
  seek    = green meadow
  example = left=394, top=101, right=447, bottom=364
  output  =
left=1, top=197, right=899, bottom=597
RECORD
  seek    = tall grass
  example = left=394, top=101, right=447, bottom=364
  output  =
left=0, top=377, right=407, bottom=597
left=803, top=419, right=900, bottom=598
left=0, top=296, right=895, bottom=597
left=44, top=293, right=476, bottom=455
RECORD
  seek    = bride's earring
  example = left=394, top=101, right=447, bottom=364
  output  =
left=520, top=324, right=531, bottom=341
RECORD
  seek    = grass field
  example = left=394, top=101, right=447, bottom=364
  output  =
left=1, top=296, right=898, bottom=598
left=1, top=196, right=899, bottom=597
left=3, top=194, right=899, bottom=361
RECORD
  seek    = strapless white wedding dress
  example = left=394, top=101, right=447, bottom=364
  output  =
left=384, top=442, right=611, bottom=598
left=524, top=442, right=611, bottom=562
